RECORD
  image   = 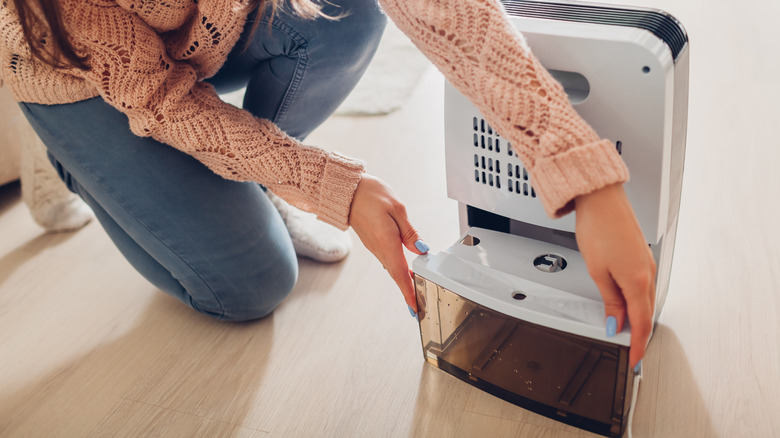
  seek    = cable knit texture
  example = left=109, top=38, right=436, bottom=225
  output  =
left=0, top=0, right=628, bottom=222
left=378, top=0, right=628, bottom=216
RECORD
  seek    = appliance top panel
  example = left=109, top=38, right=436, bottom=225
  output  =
left=413, top=227, right=631, bottom=345
left=502, top=0, right=688, bottom=62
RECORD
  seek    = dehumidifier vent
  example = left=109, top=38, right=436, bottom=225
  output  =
left=472, top=117, right=538, bottom=199
left=502, top=0, right=688, bottom=61
left=471, top=117, right=621, bottom=199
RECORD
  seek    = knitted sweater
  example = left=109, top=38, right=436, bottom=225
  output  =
left=0, top=0, right=628, bottom=229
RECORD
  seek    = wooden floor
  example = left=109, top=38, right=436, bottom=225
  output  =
left=1, top=1, right=779, bottom=436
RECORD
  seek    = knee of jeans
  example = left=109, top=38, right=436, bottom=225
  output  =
left=190, top=254, right=299, bottom=322
left=350, top=3, right=387, bottom=41
left=327, top=2, right=387, bottom=59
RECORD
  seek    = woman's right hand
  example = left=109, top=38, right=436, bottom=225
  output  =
left=348, top=174, right=428, bottom=313
left=574, top=183, right=657, bottom=369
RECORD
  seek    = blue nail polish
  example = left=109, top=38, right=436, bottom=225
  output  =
left=414, top=240, right=430, bottom=254
left=606, top=316, right=617, bottom=338
left=633, top=360, right=642, bottom=373
left=408, top=305, right=418, bottom=319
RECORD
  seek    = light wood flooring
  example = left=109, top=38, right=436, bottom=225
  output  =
left=1, top=1, right=779, bottom=436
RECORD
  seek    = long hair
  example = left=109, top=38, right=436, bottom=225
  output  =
left=13, top=0, right=327, bottom=71
left=12, top=0, right=89, bottom=70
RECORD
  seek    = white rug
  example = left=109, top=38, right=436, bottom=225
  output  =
left=220, top=22, right=432, bottom=117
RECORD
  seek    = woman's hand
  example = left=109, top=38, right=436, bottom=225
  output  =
left=574, top=183, right=657, bottom=369
left=348, top=174, right=428, bottom=313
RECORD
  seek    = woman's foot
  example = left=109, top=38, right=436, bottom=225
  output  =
left=21, top=138, right=94, bottom=233
left=32, top=195, right=94, bottom=232
left=267, top=191, right=352, bottom=263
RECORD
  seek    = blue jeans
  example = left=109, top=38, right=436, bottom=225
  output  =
left=20, top=1, right=387, bottom=321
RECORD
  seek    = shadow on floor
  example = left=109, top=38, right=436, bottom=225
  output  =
left=0, top=226, right=79, bottom=292
left=0, top=180, right=21, bottom=215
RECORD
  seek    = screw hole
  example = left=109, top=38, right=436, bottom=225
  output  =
left=642, top=66, right=651, bottom=74
left=512, top=292, right=527, bottom=300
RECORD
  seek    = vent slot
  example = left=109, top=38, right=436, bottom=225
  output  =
left=471, top=116, right=537, bottom=198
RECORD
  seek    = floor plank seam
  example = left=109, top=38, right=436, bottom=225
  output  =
left=118, top=396, right=271, bottom=433
left=459, top=408, right=524, bottom=424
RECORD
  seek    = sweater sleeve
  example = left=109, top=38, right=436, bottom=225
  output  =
left=379, top=0, right=629, bottom=217
left=60, top=1, right=363, bottom=230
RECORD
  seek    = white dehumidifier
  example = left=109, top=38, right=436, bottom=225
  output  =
left=412, top=1, right=689, bottom=436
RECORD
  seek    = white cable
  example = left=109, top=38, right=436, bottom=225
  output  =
left=626, top=364, right=643, bottom=438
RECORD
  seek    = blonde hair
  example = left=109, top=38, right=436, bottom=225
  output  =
left=276, top=0, right=329, bottom=19
left=243, top=0, right=340, bottom=51
left=254, top=0, right=336, bottom=23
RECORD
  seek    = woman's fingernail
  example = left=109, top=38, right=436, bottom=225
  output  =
left=633, top=360, right=643, bottom=373
left=408, top=305, right=418, bottom=319
left=606, top=316, right=617, bottom=337
left=415, top=240, right=430, bottom=254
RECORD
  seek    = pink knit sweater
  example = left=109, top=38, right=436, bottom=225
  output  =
left=0, top=0, right=628, bottom=229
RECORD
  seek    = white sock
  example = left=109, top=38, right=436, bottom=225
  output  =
left=34, top=196, right=94, bottom=232
left=21, top=138, right=94, bottom=233
left=266, top=191, right=352, bottom=263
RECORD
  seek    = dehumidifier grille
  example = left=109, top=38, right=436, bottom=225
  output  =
left=472, top=117, right=538, bottom=199
left=501, top=0, right=688, bottom=61
left=471, top=117, right=622, bottom=199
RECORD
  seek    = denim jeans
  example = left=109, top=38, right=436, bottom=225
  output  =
left=19, top=1, right=387, bottom=321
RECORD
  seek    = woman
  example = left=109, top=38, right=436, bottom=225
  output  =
left=0, top=0, right=654, bottom=369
